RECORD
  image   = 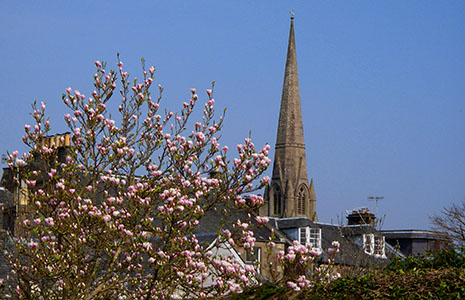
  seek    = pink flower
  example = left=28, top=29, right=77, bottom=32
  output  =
left=28, top=241, right=38, bottom=249
left=74, top=128, right=81, bottom=136
left=95, top=61, right=102, bottom=68
left=45, top=217, right=55, bottom=226
left=309, top=249, right=321, bottom=256
left=56, top=182, right=65, bottom=190
left=15, top=158, right=26, bottom=166
left=206, top=89, right=212, bottom=96
left=195, top=132, right=205, bottom=142
left=48, top=169, right=56, bottom=178
left=142, top=242, right=153, bottom=251
left=297, top=275, right=311, bottom=288
left=182, top=180, right=191, bottom=188
left=255, top=216, right=269, bottom=225
left=287, top=281, right=300, bottom=291
left=262, top=176, right=270, bottom=184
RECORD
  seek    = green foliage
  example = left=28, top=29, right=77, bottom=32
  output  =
left=387, top=247, right=465, bottom=272
left=220, top=282, right=290, bottom=300
left=225, top=248, right=465, bottom=300
left=300, top=269, right=465, bottom=300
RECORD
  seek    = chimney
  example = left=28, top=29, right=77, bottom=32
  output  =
left=347, top=207, right=376, bottom=226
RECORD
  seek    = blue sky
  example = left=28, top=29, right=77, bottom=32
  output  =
left=0, top=1, right=464, bottom=229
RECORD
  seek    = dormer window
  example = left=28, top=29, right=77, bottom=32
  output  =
left=363, top=234, right=386, bottom=258
left=363, top=234, right=374, bottom=254
left=245, top=247, right=261, bottom=274
left=374, top=236, right=386, bottom=257
left=299, top=227, right=321, bottom=251
left=245, top=246, right=261, bottom=264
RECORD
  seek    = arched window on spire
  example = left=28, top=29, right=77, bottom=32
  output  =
left=297, top=185, right=306, bottom=215
left=273, top=185, right=282, bottom=216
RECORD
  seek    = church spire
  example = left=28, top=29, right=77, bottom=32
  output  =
left=276, top=14, right=305, bottom=149
left=261, top=16, right=317, bottom=221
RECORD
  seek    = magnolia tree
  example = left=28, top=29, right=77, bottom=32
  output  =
left=4, top=59, right=272, bottom=299
left=265, top=235, right=340, bottom=292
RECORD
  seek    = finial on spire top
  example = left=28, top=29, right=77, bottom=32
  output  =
left=290, top=11, right=295, bottom=20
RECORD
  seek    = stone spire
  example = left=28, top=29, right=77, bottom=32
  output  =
left=260, top=16, right=317, bottom=221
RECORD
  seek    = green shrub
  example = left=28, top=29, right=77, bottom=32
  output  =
left=387, top=247, right=465, bottom=273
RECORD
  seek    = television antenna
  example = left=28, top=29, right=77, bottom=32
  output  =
left=368, top=196, right=384, bottom=218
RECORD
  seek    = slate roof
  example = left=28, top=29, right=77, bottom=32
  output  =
left=269, top=217, right=394, bottom=267
left=193, top=206, right=287, bottom=244
left=381, top=229, right=450, bottom=241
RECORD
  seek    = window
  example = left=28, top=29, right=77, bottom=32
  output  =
left=273, top=185, right=282, bottom=216
left=299, top=227, right=321, bottom=251
left=363, top=234, right=374, bottom=255
left=374, top=236, right=385, bottom=257
left=363, top=234, right=386, bottom=258
left=245, top=246, right=261, bottom=264
left=297, top=185, right=306, bottom=215
left=299, top=227, right=307, bottom=244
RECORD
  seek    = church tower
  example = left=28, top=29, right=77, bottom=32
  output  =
left=260, top=16, right=317, bottom=221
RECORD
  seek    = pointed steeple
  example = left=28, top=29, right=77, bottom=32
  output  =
left=260, top=16, right=317, bottom=221
left=276, top=14, right=305, bottom=149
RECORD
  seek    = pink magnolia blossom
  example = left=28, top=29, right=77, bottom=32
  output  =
left=255, top=216, right=269, bottom=225
left=45, top=217, right=55, bottom=227
left=287, top=281, right=300, bottom=291
left=27, top=241, right=38, bottom=249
